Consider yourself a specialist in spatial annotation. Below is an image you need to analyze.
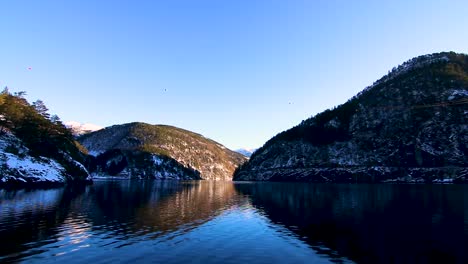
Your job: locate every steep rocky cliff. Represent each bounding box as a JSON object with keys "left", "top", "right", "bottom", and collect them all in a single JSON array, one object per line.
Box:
[
  {"left": 79, "top": 122, "right": 246, "bottom": 180},
  {"left": 234, "top": 52, "right": 468, "bottom": 183}
]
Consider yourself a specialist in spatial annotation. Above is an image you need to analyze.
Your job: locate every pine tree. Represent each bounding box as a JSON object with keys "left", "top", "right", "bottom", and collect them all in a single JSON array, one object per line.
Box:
[{"left": 32, "top": 100, "right": 50, "bottom": 119}]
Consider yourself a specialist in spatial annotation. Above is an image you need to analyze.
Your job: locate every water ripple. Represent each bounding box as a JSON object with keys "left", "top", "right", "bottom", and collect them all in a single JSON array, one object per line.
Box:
[{"left": 1, "top": 182, "right": 466, "bottom": 263}]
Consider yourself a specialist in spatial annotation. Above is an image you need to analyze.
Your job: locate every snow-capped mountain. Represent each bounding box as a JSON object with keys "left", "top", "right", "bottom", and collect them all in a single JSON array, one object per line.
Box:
[
  {"left": 65, "top": 121, "right": 103, "bottom": 136},
  {"left": 235, "top": 148, "right": 257, "bottom": 158}
]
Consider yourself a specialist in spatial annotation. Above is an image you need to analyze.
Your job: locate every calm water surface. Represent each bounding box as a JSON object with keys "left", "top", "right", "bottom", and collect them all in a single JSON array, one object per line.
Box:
[{"left": 0, "top": 181, "right": 467, "bottom": 263}]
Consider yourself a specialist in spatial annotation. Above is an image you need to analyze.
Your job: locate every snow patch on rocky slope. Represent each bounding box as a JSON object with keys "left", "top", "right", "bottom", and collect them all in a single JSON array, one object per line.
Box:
[{"left": 0, "top": 133, "right": 66, "bottom": 185}]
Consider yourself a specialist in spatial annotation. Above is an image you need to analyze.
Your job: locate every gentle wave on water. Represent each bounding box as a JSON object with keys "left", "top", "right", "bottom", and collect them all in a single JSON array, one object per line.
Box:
[{"left": 1, "top": 181, "right": 467, "bottom": 263}]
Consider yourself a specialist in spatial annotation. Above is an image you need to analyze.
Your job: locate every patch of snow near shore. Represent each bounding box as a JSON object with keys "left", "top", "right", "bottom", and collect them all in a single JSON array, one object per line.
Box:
[
  {"left": 92, "top": 175, "right": 131, "bottom": 180},
  {"left": 0, "top": 133, "right": 65, "bottom": 183},
  {"left": 88, "top": 150, "right": 104, "bottom": 157},
  {"left": 2, "top": 153, "right": 64, "bottom": 182},
  {"left": 447, "top": 89, "right": 468, "bottom": 100}
]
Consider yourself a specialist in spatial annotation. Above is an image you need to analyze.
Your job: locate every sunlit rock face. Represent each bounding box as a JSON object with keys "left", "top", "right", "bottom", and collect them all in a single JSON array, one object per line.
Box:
[
  {"left": 79, "top": 122, "right": 247, "bottom": 180},
  {"left": 235, "top": 52, "right": 468, "bottom": 183}
]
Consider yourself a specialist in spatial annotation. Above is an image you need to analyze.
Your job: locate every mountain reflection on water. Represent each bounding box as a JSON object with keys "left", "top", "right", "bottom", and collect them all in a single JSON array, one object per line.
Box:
[
  {"left": 0, "top": 181, "right": 467, "bottom": 263},
  {"left": 235, "top": 183, "right": 468, "bottom": 263}
]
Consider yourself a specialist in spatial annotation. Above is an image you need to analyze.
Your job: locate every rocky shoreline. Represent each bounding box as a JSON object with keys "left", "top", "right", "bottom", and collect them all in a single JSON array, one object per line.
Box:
[{"left": 235, "top": 166, "right": 468, "bottom": 183}]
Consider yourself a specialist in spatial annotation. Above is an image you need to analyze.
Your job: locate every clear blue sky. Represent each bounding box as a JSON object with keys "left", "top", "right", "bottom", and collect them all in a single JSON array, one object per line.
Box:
[{"left": 1, "top": 0, "right": 467, "bottom": 149}]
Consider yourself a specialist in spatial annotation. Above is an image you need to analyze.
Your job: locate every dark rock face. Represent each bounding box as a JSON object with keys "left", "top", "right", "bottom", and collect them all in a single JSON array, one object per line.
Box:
[
  {"left": 80, "top": 122, "right": 246, "bottom": 180},
  {"left": 235, "top": 52, "right": 468, "bottom": 183},
  {"left": 86, "top": 149, "right": 201, "bottom": 180}
]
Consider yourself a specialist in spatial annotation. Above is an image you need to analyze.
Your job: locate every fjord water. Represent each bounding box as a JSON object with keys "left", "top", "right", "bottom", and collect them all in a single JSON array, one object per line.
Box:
[{"left": 0, "top": 182, "right": 466, "bottom": 263}]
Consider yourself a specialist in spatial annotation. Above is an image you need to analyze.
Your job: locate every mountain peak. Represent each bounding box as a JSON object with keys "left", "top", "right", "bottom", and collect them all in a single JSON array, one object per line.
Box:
[
  {"left": 235, "top": 52, "right": 468, "bottom": 183},
  {"left": 79, "top": 122, "right": 247, "bottom": 180},
  {"left": 65, "top": 121, "right": 103, "bottom": 136},
  {"left": 235, "top": 148, "right": 258, "bottom": 158},
  {"left": 360, "top": 52, "right": 459, "bottom": 96}
]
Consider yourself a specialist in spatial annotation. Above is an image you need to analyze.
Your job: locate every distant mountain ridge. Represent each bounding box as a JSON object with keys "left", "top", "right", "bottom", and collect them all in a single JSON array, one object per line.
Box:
[
  {"left": 4, "top": 52, "right": 467, "bottom": 185},
  {"left": 234, "top": 52, "right": 468, "bottom": 183},
  {"left": 65, "top": 121, "right": 102, "bottom": 136},
  {"left": 235, "top": 148, "right": 257, "bottom": 158},
  {"left": 79, "top": 122, "right": 247, "bottom": 180}
]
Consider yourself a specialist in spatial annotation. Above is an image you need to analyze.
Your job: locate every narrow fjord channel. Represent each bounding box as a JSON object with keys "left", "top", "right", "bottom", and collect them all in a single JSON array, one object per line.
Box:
[{"left": 1, "top": 181, "right": 467, "bottom": 263}]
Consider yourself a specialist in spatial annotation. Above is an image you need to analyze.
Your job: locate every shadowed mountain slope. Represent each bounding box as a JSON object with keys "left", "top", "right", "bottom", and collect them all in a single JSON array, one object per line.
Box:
[{"left": 235, "top": 52, "right": 468, "bottom": 183}]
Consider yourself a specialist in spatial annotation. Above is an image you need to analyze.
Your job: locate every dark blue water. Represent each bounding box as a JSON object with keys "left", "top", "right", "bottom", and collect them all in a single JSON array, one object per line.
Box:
[{"left": 0, "top": 181, "right": 467, "bottom": 263}]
